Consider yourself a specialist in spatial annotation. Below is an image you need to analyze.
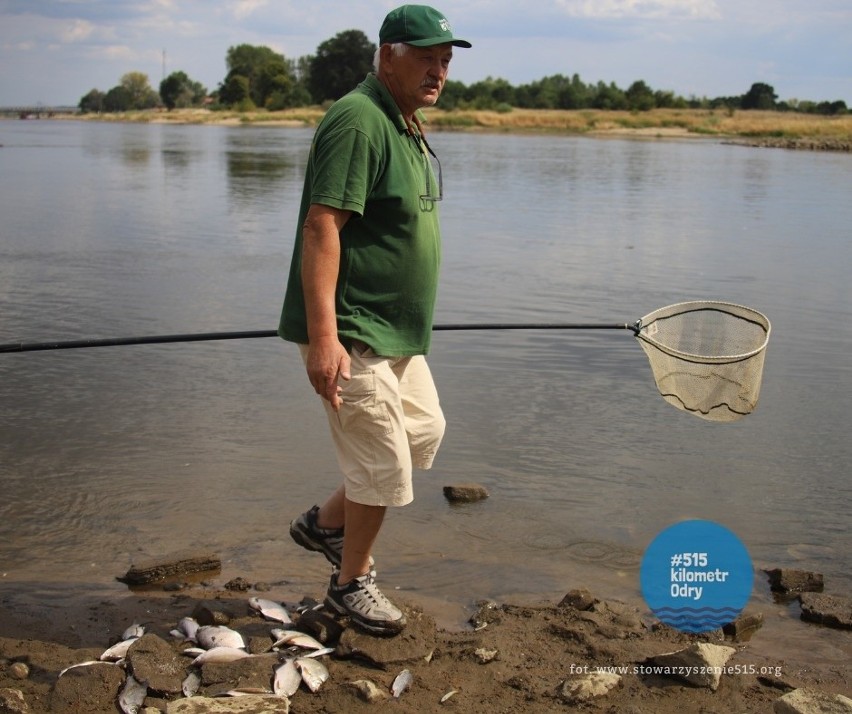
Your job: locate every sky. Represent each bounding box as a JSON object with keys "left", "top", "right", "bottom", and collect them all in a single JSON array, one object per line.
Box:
[{"left": 1, "top": 0, "right": 850, "bottom": 108}]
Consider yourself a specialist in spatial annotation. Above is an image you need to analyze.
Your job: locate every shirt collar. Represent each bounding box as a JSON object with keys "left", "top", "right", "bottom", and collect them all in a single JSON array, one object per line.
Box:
[{"left": 361, "top": 73, "right": 428, "bottom": 135}]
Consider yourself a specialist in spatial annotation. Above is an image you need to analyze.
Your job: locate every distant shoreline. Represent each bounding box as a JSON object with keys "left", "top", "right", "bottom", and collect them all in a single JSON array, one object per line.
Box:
[{"left": 24, "top": 107, "right": 852, "bottom": 151}]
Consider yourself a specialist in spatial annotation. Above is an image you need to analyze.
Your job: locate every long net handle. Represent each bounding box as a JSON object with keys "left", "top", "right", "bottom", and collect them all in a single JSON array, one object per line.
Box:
[{"left": 0, "top": 323, "right": 636, "bottom": 354}]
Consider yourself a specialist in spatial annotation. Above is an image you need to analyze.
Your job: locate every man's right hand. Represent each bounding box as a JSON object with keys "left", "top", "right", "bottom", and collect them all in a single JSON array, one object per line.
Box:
[{"left": 306, "top": 336, "right": 351, "bottom": 411}]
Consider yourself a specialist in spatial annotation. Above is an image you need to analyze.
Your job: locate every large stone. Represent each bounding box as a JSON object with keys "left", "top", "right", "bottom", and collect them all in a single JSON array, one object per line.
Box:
[
  {"left": 558, "top": 672, "right": 622, "bottom": 703},
  {"left": 774, "top": 688, "right": 852, "bottom": 714},
  {"left": 765, "top": 569, "right": 824, "bottom": 595},
  {"left": 192, "top": 600, "right": 234, "bottom": 626},
  {"left": 0, "top": 688, "right": 29, "bottom": 714},
  {"left": 126, "top": 634, "right": 187, "bottom": 696},
  {"left": 722, "top": 611, "right": 764, "bottom": 642},
  {"left": 799, "top": 593, "right": 852, "bottom": 630},
  {"left": 50, "top": 661, "right": 125, "bottom": 713},
  {"left": 166, "top": 695, "right": 289, "bottom": 713},
  {"left": 650, "top": 642, "right": 736, "bottom": 691},
  {"left": 335, "top": 608, "right": 436, "bottom": 668},
  {"left": 442, "top": 484, "right": 489, "bottom": 503},
  {"left": 117, "top": 552, "right": 221, "bottom": 586},
  {"left": 558, "top": 588, "right": 596, "bottom": 611},
  {"left": 198, "top": 654, "right": 279, "bottom": 693}
]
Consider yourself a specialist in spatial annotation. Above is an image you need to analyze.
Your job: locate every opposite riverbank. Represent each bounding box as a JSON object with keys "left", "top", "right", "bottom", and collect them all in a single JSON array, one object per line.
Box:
[{"left": 48, "top": 107, "right": 852, "bottom": 152}]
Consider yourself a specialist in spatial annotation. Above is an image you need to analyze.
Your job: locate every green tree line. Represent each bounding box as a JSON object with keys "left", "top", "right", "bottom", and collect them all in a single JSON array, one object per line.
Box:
[{"left": 78, "top": 30, "right": 849, "bottom": 116}]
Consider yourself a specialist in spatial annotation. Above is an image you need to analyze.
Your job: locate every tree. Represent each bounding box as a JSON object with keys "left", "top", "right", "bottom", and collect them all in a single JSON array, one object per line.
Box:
[
  {"left": 159, "top": 71, "right": 207, "bottom": 110},
  {"left": 308, "top": 30, "right": 376, "bottom": 103},
  {"left": 741, "top": 82, "right": 777, "bottom": 110},
  {"left": 120, "top": 71, "right": 159, "bottom": 109},
  {"left": 220, "top": 44, "right": 302, "bottom": 109},
  {"left": 626, "top": 80, "right": 656, "bottom": 111},
  {"left": 219, "top": 74, "right": 252, "bottom": 107},
  {"left": 103, "top": 85, "right": 132, "bottom": 112},
  {"left": 78, "top": 88, "right": 105, "bottom": 113},
  {"left": 591, "top": 81, "right": 628, "bottom": 110}
]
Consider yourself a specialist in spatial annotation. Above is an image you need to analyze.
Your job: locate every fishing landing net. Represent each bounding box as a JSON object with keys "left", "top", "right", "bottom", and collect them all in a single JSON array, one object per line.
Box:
[{"left": 633, "top": 301, "right": 771, "bottom": 423}]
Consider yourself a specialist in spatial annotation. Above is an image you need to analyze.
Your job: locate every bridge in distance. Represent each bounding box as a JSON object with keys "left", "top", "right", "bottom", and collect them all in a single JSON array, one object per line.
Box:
[{"left": 0, "top": 106, "right": 79, "bottom": 118}]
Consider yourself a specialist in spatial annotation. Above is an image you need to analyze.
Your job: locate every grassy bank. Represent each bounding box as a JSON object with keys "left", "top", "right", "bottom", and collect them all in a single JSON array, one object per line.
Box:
[{"left": 69, "top": 106, "right": 852, "bottom": 150}]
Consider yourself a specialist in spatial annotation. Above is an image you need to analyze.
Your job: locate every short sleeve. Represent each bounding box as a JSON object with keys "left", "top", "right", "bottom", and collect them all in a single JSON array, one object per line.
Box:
[{"left": 308, "top": 127, "right": 380, "bottom": 217}]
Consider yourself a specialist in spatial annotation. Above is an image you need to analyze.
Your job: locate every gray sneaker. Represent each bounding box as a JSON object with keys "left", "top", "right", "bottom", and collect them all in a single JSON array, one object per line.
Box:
[
  {"left": 289, "top": 506, "right": 375, "bottom": 573},
  {"left": 289, "top": 506, "right": 344, "bottom": 567},
  {"left": 324, "top": 571, "right": 406, "bottom": 635}
]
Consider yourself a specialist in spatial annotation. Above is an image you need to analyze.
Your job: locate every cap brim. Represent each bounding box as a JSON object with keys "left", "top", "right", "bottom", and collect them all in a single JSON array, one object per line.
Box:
[{"left": 406, "top": 37, "right": 472, "bottom": 48}]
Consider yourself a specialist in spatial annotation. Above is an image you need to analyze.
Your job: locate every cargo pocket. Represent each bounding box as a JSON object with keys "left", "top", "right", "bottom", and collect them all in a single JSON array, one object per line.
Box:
[{"left": 337, "top": 370, "right": 393, "bottom": 436}]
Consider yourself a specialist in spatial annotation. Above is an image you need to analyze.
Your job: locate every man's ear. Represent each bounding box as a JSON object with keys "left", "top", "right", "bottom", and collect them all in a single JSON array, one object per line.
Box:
[{"left": 379, "top": 43, "right": 395, "bottom": 73}]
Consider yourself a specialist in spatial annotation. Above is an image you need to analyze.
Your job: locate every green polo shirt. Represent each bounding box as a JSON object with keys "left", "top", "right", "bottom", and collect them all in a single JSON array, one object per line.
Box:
[{"left": 278, "top": 73, "right": 441, "bottom": 357}]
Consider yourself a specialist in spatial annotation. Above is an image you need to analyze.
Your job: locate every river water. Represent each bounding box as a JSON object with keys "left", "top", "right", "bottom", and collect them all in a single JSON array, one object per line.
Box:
[{"left": 1, "top": 119, "right": 850, "bottom": 667}]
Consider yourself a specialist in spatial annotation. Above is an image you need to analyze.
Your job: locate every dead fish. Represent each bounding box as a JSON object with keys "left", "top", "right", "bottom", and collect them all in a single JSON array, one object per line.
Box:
[
  {"left": 196, "top": 625, "right": 245, "bottom": 650},
  {"left": 58, "top": 660, "right": 117, "bottom": 677},
  {"left": 391, "top": 668, "right": 413, "bottom": 698},
  {"left": 440, "top": 689, "right": 459, "bottom": 703},
  {"left": 218, "top": 687, "right": 274, "bottom": 696},
  {"left": 192, "top": 646, "right": 252, "bottom": 666},
  {"left": 273, "top": 659, "right": 302, "bottom": 697},
  {"left": 300, "top": 646, "right": 335, "bottom": 659},
  {"left": 180, "top": 647, "right": 206, "bottom": 658},
  {"left": 121, "top": 623, "right": 145, "bottom": 640},
  {"left": 249, "top": 597, "right": 292, "bottom": 624},
  {"left": 118, "top": 674, "right": 147, "bottom": 714},
  {"left": 100, "top": 637, "right": 139, "bottom": 662},
  {"left": 181, "top": 670, "right": 201, "bottom": 698},
  {"left": 175, "top": 616, "right": 199, "bottom": 642},
  {"left": 296, "top": 656, "right": 329, "bottom": 693},
  {"left": 270, "top": 630, "right": 324, "bottom": 651}
]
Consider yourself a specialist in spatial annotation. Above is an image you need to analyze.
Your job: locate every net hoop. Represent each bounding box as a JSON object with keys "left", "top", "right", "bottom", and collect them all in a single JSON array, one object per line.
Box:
[
  {"left": 633, "top": 301, "right": 771, "bottom": 422},
  {"left": 635, "top": 301, "right": 771, "bottom": 363}
]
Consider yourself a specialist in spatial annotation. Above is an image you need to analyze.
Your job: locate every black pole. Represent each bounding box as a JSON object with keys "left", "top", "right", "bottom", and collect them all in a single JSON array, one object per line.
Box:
[{"left": 0, "top": 323, "right": 633, "bottom": 355}]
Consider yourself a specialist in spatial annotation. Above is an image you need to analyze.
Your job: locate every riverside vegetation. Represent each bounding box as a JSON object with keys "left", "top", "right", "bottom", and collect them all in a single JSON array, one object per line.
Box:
[{"left": 69, "top": 106, "right": 852, "bottom": 151}]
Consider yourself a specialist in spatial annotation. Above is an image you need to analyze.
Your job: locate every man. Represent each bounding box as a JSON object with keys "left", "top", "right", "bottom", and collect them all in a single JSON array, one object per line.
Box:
[{"left": 278, "top": 5, "right": 471, "bottom": 635}]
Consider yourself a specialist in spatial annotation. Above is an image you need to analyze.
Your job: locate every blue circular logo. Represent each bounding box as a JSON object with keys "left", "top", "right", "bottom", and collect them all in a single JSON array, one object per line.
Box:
[{"left": 640, "top": 520, "right": 753, "bottom": 633}]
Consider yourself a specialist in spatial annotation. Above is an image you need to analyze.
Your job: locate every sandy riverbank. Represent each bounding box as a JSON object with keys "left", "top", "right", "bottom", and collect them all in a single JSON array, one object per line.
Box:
[{"left": 0, "top": 574, "right": 849, "bottom": 713}]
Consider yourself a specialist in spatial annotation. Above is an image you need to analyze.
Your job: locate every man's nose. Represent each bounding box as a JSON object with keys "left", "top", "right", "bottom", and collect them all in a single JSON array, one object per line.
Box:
[{"left": 427, "top": 58, "right": 446, "bottom": 77}]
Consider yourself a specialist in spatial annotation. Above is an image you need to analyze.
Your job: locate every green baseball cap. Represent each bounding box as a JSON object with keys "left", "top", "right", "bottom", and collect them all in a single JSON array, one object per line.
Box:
[{"left": 379, "top": 4, "right": 472, "bottom": 48}]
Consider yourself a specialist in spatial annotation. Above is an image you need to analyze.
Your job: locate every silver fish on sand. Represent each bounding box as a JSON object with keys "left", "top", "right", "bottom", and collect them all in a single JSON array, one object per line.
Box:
[
  {"left": 100, "top": 637, "right": 139, "bottom": 662},
  {"left": 270, "top": 630, "right": 325, "bottom": 651},
  {"left": 121, "top": 623, "right": 145, "bottom": 640},
  {"left": 249, "top": 597, "right": 292, "bottom": 624},
  {"left": 170, "top": 616, "right": 200, "bottom": 642},
  {"left": 196, "top": 625, "right": 245, "bottom": 650},
  {"left": 58, "top": 660, "right": 117, "bottom": 678},
  {"left": 217, "top": 687, "right": 275, "bottom": 697},
  {"left": 118, "top": 674, "right": 147, "bottom": 714},
  {"left": 296, "top": 656, "right": 329, "bottom": 693},
  {"left": 391, "top": 668, "right": 413, "bottom": 698},
  {"left": 181, "top": 671, "right": 201, "bottom": 698},
  {"left": 180, "top": 647, "right": 206, "bottom": 658},
  {"left": 300, "top": 646, "right": 335, "bottom": 658},
  {"left": 273, "top": 659, "right": 302, "bottom": 697},
  {"left": 192, "top": 646, "right": 252, "bottom": 665}
]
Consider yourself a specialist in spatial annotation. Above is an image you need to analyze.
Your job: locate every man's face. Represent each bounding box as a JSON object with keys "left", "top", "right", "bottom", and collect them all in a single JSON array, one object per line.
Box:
[{"left": 382, "top": 43, "right": 453, "bottom": 115}]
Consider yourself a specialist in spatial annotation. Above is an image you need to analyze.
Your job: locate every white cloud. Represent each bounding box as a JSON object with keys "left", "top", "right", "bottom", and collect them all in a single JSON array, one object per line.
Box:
[
  {"left": 232, "top": 0, "right": 270, "bottom": 21},
  {"left": 60, "top": 18, "right": 95, "bottom": 42},
  {"left": 556, "top": 0, "right": 721, "bottom": 20}
]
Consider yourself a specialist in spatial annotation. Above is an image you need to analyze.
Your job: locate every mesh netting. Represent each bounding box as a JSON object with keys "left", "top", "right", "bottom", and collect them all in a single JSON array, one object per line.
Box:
[{"left": 634, "top": 301, "right": 771, "bottom": 422}]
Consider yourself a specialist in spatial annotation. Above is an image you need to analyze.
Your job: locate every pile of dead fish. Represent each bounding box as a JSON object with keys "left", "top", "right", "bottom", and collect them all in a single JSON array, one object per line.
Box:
[{"left": 58, "top": 596, "right": 338, "bottom": 712}]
